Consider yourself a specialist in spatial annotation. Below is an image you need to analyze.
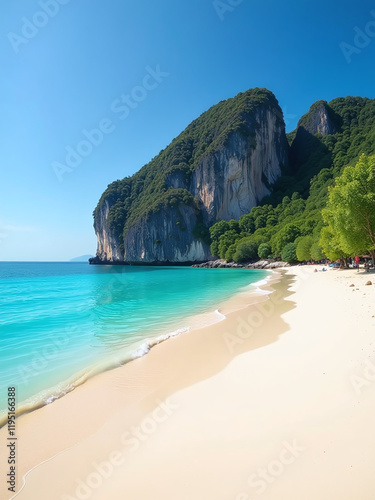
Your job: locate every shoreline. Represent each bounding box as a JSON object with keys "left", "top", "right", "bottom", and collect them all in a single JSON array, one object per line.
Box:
[
  {"left": 4, "top": 265, "right": 375, "bottom": 499},
  {"left": 0, "top": 269, "right": 271, "bottom": 428},
  {"left": 0, "top": 269, "right": 286, "bottom": 500}
]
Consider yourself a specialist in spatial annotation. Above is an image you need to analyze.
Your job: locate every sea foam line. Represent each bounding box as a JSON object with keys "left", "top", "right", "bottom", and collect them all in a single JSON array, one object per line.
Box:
[{"left": 132, "top": 327, "right": 191, "bottom": 359}]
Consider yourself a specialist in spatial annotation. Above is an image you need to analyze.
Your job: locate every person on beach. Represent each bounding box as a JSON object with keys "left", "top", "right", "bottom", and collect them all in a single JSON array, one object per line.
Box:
[{"left": 355, "top": 255, "right": 360, "bottom": 272}]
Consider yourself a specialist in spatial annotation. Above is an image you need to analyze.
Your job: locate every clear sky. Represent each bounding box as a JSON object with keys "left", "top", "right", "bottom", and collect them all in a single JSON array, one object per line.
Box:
[{"left": 1, "top": 0, "right": 375, "bottom": 261}]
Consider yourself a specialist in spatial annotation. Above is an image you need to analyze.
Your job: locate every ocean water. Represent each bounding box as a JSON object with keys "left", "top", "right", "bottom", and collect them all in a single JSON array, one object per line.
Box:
[{"left": 0, "top": 262, "right": 268, "bottom": 418}]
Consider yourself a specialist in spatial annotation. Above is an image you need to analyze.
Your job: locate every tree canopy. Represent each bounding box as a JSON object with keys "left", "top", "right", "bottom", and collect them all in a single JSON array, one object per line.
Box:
[{"left": 322, "top": 154, "right": 375, "bottom": 261}]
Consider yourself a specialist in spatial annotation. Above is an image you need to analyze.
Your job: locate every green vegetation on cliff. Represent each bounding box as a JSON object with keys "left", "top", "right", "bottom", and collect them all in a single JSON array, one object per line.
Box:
[
  {"left": 94, "top": 88, "right": 281, "bottom": 242},
  {"left": 209, "top": 96, "right": 375, "bottom": 263}
]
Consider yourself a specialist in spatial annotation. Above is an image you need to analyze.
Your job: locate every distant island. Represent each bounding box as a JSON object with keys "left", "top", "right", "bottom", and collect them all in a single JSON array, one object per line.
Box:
[{"left": 70, "top": 255, "right": 94, "bottom": 262}]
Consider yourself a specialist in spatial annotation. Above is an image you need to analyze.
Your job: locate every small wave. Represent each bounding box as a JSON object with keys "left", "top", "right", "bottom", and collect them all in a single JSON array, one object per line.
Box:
[
  {"left": 150, "top": 327, "right": 190, "bottom": 347},
  {"left": 251, "top": 277, "right": 270, "bottom": 288},
  {"left": 131, "top": 343, "right": 150, "bottom": 359},
  {"left": 249, "top": 275, "right": 274, "bottom": 295},
  {"left": 254, "top": 287, "right": 273, "bottom": 295},
  {"left": 214, "top": 309, "right": 226, "bottom": 321},
  {"left": 44, "top": 395, "right": 58, "bottom": 404}
]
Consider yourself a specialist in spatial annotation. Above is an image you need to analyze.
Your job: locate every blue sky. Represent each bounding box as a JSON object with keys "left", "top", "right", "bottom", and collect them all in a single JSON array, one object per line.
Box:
[{"left": 1, "top": 0, "right": 375, "bottom": 261}]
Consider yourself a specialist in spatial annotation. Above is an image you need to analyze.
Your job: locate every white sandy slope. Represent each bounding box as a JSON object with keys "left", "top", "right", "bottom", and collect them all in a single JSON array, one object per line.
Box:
[{"left": 3, "top": 266, "right": 375, "bottom": 500}]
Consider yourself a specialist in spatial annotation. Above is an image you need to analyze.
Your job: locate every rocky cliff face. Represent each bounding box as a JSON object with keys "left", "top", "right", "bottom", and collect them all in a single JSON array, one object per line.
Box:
[
  {"left": 289, "top": 100, "right": 339, "bottom": 174},
  {"left": 296, "top": 100, "right": 338, "bottom": 136},
  {"left": 191, "top": 107, "right": 288, "bottom": 225},
  {"left": 91, "top": 89, "right": 289, "bottom": 264},
  {"left": 124, "top": 206, "right": 210, "bottom": 263},
  {"left": 93, "top": 199, "right": 124, "bottom": 263}
]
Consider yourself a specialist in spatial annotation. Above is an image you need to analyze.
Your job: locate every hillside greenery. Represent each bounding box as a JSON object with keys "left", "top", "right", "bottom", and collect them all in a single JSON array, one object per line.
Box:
[{"left": 209, "top": 97, "right": 375, "bottom": 264}]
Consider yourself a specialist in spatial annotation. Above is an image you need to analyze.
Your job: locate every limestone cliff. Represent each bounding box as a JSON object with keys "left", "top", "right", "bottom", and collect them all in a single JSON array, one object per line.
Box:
[
  {"left": 92, "top": 198, "right": 125, "bottom": 263},
  {"left": 91, "top": 88, "right": 289, "bottom": 264},
  {"left": 289, "top": 100, "right": 340, "bottom": 174},
  {"left": 296, "top": 100, "right": 338, "bottom": 136},
  {"left": 124, "top": 206, "right": 210, "bottom": 263},
  {"left": 191, "top": 107, "right": 288, "bottom": 225}
]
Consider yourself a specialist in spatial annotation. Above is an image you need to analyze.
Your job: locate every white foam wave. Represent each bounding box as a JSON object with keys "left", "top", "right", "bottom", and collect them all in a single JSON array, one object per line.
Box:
[
  {"left": 252, "top": 277, "right": 270, "bottom": 288},
  {"left": 131, "top": 343, "right": 150, "bottom": 359},
  {"left": 154, "top": 326, "right": 190, "bottom": 343},
  {"left": 214, "top": 309, "right": 226, "bottom": 321},
  {"left": 250, "top": 275, "right": 273, "bottom": 295},
  {"left": 130, "top": 327, "right": 191, "bottom": 360},
  {"left": 254, "top": 287, "right": 273, "bottom": 295}
]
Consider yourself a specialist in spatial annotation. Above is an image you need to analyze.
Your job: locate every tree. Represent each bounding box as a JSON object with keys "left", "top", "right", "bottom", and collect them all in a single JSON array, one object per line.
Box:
[
  {"left": 322, "top": 154, "right": 375, "bottom": 262},
  {"left": 282, "top": 242, "right": 297, "bottom": 263},
  {"left": 209, "top": 220, "right": 230, "bottom": 242},
  {"left": 210, "top": 240, "right": 219, "bottom": 257},
  {"left": 238, "top": 213, "right": 255, "bottom": 234},
  {"left": 210, "top": 220, "right": 234, "bottom": 257},
  {"left": 271, "top": 223, "right": 301, "bottom": 256},
  {"left": 233, "top": 239, "right": 258, "bottom": 263},
  {"left": 258, "top": 243, "right": 272, "bottom": 260},
  {"left": 225, "top": 244, "right": 237, "bottom": 262},
  {"left": 228, "top": 219, "right": 240, "bottom": 232},
  {"left": 218, "top": 230, "right": 240, "bottom": 259},
  {"left": 310, "top": 242, "right": 325, "bottom": 261},
  {"left": 296, "top": 235, "right": 313, "bottom": 261},
  {"left": 291, "top": 192, "right": 301, "bottom": 201},
  {"left": 319, "top": 226, "right": 348, "bottom": 261},
  {"left": 255, "top": 214, "right": 267, "bottom": 229}
]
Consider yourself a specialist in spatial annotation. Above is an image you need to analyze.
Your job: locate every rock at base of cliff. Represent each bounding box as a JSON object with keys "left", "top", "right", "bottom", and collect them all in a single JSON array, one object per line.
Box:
[{"left": 192, "top": 259, "right": 290, "bottom": 269}]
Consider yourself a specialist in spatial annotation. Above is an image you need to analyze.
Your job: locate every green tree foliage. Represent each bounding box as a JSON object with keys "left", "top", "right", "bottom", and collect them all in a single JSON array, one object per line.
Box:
[
  {"left": 281, "top": 242, "right": 297, "bottom": 263},
  {"left": 322, "top": 154, "right": 375, "bottom": 261},
  {"left": 258, "top": 243, "right": 272, "bottom": 259},
  {"left": 310, "top": 242, "right": 325, "bottom": 262},
  {"left": 210, "top": 220, "right": 231, "bottom": 256},
  {"left": 271, "top": 223, "right": 301, "bottom": 256},
  {"left": 210, "top": 240, "right": 219, "bottom": 259},
  {"left": 218, "top": 230, "right": 241, "bottom": 259},
  {"left": 233, "top": 239, "right": 259, "bottom": 263},
  {"left": 296, "top": 235, "right": 313, "bottom": 261},
  {"left": 238, "top": 213, "right": 255, "bottom": 233},
  {"left": 319, "top": 226, "right": 346, "bottom": 261},
  {"left": 225, "top": 244, "right": 237, "bottom": 262},
  {"left": 209, "top": 220, "right": 230, "bottom": 241}
]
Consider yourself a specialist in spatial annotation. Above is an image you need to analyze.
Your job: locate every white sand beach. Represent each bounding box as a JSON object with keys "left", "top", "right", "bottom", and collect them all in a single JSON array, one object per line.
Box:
[{"left": 2, "top": 266, "right": 375, "bottom": 500}]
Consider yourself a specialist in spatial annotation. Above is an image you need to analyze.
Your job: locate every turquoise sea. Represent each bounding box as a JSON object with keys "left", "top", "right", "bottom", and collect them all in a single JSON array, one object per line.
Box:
[{"left": 0, "top": 262, "right": 268, "bottom": 419}]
